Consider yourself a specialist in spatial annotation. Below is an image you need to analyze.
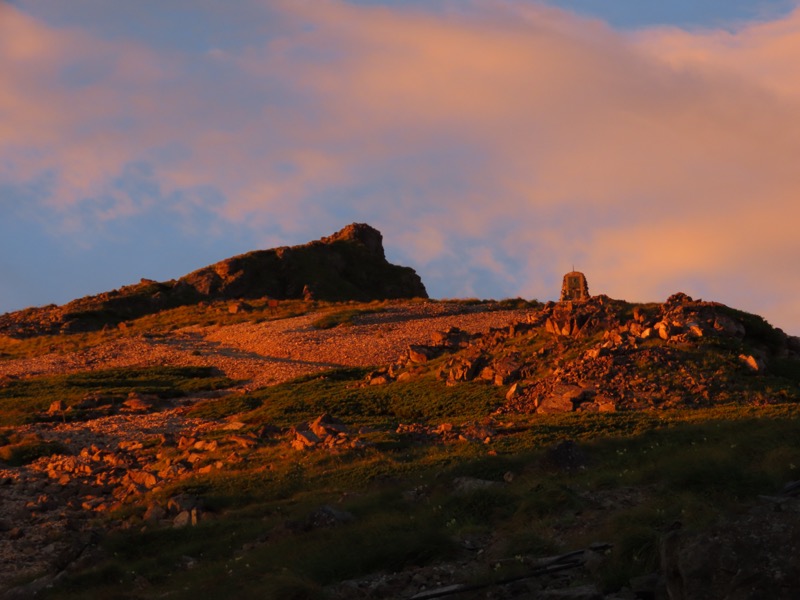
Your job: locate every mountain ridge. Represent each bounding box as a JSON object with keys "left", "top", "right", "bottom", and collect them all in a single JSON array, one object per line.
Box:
[{"left": 0, "top": 223, "right": 427, "bottom": 337}]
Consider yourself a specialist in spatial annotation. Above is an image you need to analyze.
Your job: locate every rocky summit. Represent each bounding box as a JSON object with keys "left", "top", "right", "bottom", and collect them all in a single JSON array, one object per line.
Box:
[{"left": 0, "top": 223, "right": 427, "bottom": 337}]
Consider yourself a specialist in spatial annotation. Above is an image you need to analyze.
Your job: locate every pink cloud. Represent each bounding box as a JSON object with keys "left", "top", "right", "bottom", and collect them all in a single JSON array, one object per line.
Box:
[{"left": 3, "top": 1, "right": 800, "bottom": 330}]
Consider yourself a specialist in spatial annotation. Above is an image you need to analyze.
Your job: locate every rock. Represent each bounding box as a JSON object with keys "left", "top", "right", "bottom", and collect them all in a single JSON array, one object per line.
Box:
[
  {"left": 143, "top": 503, "right": 167, "bottom": 523},
  {"left": 122, "top": 392, "right": 158, "bottom": 412},
  {"left": 739, "top": 353, "right": 766, "bottom": 373},
  {"left": 541, "top": 440, "right": 588, "bottom": 472},
  {"left": 538, "top": 585, "right": 602, "bottom": 599},
  {"left": 167, "top": 493, "right": 201, "bottom": 514},
  {"left": 686, "top": 321, "right": 704, "bottom": 337},
  {"left": 173, "top": 511, "right": 192, "bottom": 528},
  {"left": 227, "top": 301, "right": 251, "bottom": 314},
  {"left": 291, "top": 429, "right": 320, "bottom": 450},
  {"left": 0, "top": 223, "right": 428, "bottom": 336},
  {"left": 714, "top": 313, "right": 746, "bottom": 338},
  {"left": 538, "top": 384, "right": 589, "bottom": 414},
  {"left": 505, "top": 382, "right": 520, "bottom": 401},
  {"left": 408, "top": 345, "right": 435, "bottom": 364},
  {"left": 452, "top": 477, "right": 501, "bottom": 495},
  {"left": 369, "top": 374, "right": 391, "bottom": 386},
  {"left": 309, "top": 414, "right": 349, "bottom": 438}
]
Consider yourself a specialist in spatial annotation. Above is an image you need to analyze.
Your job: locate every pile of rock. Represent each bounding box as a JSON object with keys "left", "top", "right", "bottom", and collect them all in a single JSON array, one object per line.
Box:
[
  {"left": 367, "top": 292, "right": 800, "bottom": 415},
  {"left": 290, "top": 414, "right": 367, "bottom": 451},
  {"left": 395, "top": 421, "right": 496, "bottom": 445},
  {"left": 43, "top": 391, "right": 165, "bottom": 422}
]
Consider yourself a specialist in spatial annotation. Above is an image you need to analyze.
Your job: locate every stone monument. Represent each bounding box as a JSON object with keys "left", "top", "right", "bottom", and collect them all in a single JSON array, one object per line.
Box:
[{"left": 560, "top": 271, "right": 589, "bottom": 302}]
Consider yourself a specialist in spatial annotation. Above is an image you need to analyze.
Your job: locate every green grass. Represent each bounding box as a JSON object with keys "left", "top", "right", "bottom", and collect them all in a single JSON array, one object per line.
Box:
[
  {"left": 310, "top": 304, "right": 387, "bottom": 329},
  {"left": 0, "top": 299, "right": 317, "bottom": 360},
  {"left": 0, "top": 297, "right": 537, "bottom": 361},
  {"left": 0, "top": 433, "right": 66, "bottom": 466},
  {"left": 0, "top": 366, "right": 234, "bottom": 425},
  {"left": 39, "top": 402, "right": 800, "bottom": 599},
  {"left": 189, "top": 366, "right": 505, "bottom": 426}
]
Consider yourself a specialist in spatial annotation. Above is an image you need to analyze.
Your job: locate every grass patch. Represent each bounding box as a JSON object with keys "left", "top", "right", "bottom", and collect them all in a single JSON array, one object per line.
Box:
[
  {"left": 0, "top": 366, "right": 233, "bottom": 426},
  {"left": 311, "top": 305, "right": 386, "bottom": 329},
  {"left": 0, "top": 433, "right": 66, "bottom": 466},
  {"left": 223, "top": 367, "right": 505, "bottom": 427}
]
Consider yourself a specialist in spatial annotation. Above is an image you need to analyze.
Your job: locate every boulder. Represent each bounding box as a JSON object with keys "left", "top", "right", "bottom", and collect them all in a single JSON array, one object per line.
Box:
[
  {"left": 714, "top": 313, "right": 746, "bottom": 338},
  {"left": 408, "top": 345, "right": 435, "bottom": 364},
  {"left": 538, "top": 384, "right": 589, "bottom": 414},
  {"left": 291, "top": 429, "right": 320, "bottom": 450},
  {"left": 538, "top": 393, "right": 575, "bottom": 414},
  {"left": 309, "top": 414, "right": 349, "bottom": 438}
]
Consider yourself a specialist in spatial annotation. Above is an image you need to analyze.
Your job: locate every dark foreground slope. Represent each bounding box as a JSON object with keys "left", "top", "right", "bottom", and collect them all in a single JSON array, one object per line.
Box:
[{"left": 0, "top": 223, "right": 427, "bottom": 337}]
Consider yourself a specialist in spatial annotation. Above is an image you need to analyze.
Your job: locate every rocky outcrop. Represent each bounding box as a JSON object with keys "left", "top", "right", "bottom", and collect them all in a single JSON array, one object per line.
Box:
[
  {"left": 178, "top": 223, "right": 426, "bottom": 302},
  {"left": 380, "top": 293, "right": 800, "bottom": 414},
  {"left": 0, "top": 223, "right": 427, "bottom": 337}
]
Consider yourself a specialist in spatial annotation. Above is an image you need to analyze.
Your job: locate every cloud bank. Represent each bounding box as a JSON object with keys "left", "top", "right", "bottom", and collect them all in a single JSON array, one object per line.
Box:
[{"left": 2, "top": 1, "right": 800, "bottom": 332}]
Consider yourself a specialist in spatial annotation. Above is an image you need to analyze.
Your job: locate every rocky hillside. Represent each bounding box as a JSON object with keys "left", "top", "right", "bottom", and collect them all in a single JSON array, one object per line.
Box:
[
  {"left": 0, "top": 223, "right": 427, "bottom": 337},
  {"left": 2, "top": 296, "right": 800, "bottom": 599},
  {"left": 376, "top": 292, "right": 800, "bottom": 413}
]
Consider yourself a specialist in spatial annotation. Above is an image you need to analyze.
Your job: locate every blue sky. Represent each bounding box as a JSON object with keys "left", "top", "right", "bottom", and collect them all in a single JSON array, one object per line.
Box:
[{"left": 2, "top": 0, "right": 800, "bottom": 333}]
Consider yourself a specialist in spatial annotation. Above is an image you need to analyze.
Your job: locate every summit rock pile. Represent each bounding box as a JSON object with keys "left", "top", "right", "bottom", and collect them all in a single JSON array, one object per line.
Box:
[{"left": 382, "top": 293, "right": 800, "bottom": 413}]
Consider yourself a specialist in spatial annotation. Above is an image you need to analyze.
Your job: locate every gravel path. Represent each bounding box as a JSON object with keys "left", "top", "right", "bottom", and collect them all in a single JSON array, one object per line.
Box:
[{"left": 0, "top": 302, "right": 532, "bottom": 389}]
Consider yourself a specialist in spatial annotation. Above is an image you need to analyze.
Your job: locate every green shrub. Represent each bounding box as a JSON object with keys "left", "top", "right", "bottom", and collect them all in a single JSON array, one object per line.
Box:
[
  {"left": 188, "top": 395, "right": 262, "bottom": 419},
  {"left": 310, "top": 307, "right": 385, "bottom": 329}
]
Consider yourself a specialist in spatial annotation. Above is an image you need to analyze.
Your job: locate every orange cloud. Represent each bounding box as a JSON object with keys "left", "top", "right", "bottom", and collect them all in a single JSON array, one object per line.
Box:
[{"left": 3, "top": 1, "right": 800, "bottom": 331}]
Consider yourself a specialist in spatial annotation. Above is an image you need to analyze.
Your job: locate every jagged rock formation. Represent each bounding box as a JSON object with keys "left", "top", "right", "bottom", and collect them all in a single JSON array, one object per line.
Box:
[
  {"left": 374, "top": 293, "right": 800, "bottom": 413},
  {"left": 0, "top": 223, "right": 427, "bottom": 337}
]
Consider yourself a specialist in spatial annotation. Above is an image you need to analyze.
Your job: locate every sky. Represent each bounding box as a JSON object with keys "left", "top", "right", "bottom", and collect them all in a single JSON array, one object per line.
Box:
[{"left": 2, "top": 0, "right": 800, "bottom": 334}]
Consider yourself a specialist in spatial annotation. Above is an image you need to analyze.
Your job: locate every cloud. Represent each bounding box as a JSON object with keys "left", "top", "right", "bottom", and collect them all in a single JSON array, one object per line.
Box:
[{"left": 3, "top": 1, "right": 800, "bottom": 331}]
